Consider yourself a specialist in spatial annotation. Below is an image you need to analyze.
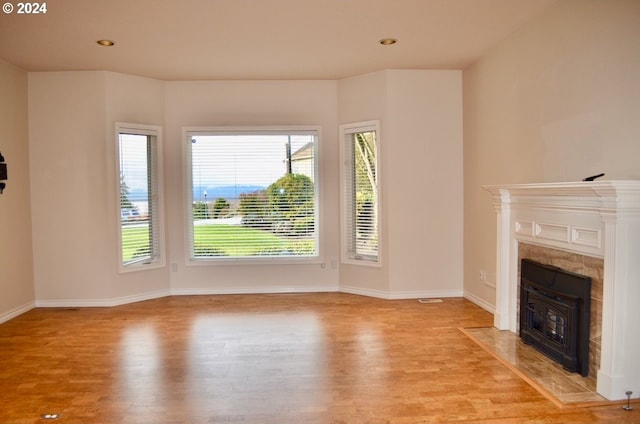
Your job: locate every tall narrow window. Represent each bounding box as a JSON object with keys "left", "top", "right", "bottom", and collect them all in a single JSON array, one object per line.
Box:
[
  {"left": 116, "top": 123, "right": 164, "bottom": 271},
  {"left": 185, "top": 127, "right": 319, "bottom": 261},
  {"left": 340, "top": 121, "right": 380, "bottom": 265}
]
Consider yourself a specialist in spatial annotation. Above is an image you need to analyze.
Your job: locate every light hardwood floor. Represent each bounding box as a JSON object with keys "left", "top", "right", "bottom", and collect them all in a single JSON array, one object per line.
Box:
[{"left": 0, "top": 293, "right": 637, "bottom": 423}]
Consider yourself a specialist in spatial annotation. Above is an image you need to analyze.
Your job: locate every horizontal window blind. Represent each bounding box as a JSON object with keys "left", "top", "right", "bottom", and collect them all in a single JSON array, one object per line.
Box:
[
  {"left": 118, "top": 128, "right": 162, "bottom": 268},
  {"left": 341, "top": 122, "right": 379, "bottom": 263},
  {"left": 187, "top": 130, "right": 318, "bottom": 259}
]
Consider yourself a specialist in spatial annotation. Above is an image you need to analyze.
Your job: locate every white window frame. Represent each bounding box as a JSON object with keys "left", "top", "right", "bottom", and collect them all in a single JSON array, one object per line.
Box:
[
  {"left": 340, "top": 120, "right": 382, "bottom": 267},
  {"left": 183, "top": 126, "right": 321, "bottom": 265},
  {"left": 115, "top": 122, "right": 165, "bottom": 273}
]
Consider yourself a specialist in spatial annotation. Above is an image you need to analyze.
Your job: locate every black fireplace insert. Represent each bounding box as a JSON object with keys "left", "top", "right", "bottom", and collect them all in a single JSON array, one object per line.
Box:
[{"left": 519, "top": 259, "right": 591, "bottom": 376}]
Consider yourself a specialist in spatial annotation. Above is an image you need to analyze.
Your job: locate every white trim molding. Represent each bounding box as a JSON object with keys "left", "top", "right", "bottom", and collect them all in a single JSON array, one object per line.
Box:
[
  {"left": 464, "top": 291, "right": 495, "bottom": 315},
  {"left": 170, "top": 284, "right": 340, "bottom": 296},
  {"left": 483, "top": 180, "right": 640, "bottom": 401},
  {"left": 0, "top": 301, "right": 35, "bottom": 324},
  {"left": 35, "top": 290, "right": 171, "bottom": 308},
  {"left": 340, "top": 285, "right": 462, "bottom": 300}
]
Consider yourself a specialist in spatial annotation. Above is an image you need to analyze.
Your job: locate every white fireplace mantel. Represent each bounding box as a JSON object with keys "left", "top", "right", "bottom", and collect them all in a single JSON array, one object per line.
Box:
[{"left": 483, "top": 181, "right": 640, "bottom": 401}]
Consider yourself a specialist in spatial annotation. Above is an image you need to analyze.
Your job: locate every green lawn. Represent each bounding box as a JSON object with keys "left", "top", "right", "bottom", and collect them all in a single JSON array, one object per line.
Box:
[
  {"left": 121, "top": 225, "right": 151, "bottom": 262},
  {"left": 121, "top": 223, "right": 313, "bottom": 261},
  {"left": 193, "top": 224, "right": 287, "bottom": 256}
]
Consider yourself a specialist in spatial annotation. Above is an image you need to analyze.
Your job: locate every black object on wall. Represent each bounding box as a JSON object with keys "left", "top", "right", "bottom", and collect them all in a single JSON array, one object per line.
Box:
[
  {"left": 0, "top": 151, "right": 7, "bottom": 194},
  {"left": 583, "top": 173, "right": 605, "bottom": 181}
]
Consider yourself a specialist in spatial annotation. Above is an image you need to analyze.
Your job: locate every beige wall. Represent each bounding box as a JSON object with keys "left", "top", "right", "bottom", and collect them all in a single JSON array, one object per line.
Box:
[
  {"left": 337, "top": 71, "right": 390, "bottom": 294},
  {"left": 104, "top": 72, "right": 169, "bottom": 300},
  {"left": 28, "top": 73, "right": 342, "bottom": 303},
  {"left": 164, "top": 80, "right": 341, "bottom": 293},
  {"left": 386, "top": 70, "right": 463, "bottom": 296},
  {"left": 23, "top": 70, "right": 462, "bottom": 304},
  {"left": 463, "top": 0, "right": 640, "bottom": 311},
  {"left": 29, "top": 71, "right": 170, "bottom": 305},
  {"left": 29, "top": 71, "right": 111, "bottom": 302},
  {"left": 339, "top": 70, "right": 463, "bottom": 298},
  {"left": 0, "top": 59, "right": 34, "bottom": 321}
]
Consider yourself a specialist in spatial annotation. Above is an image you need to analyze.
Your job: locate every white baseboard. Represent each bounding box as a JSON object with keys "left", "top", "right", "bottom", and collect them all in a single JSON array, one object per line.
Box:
[
  {"left": 171, "top": 284, "right": 340, "bottom": 296},
  {"left": 463, "top": 290, "right": 495, "bottom": 314},
  {"left": 32, "top": 285, "right": 339, "bottom": 308},
  {"left": 34, "top": 289, "right": 171, "bottom": 308},
  {"left": 20, "top": 287, "right": 486, "bottom": 315},
  {"left": 339, "top": 286, "right": 390, "bottom": 299},
  {"left": 0, "top": 301, "right": 36, "bottom": 324},
  {"left": 340, "top": 285, "right": 463, "bottom": 300},
  {"left": 388, "top": 289, "right": 463, "bottom": 300}
]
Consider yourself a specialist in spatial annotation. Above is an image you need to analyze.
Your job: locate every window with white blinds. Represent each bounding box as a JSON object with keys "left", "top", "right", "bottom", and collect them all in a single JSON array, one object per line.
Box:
[
  {"left": 116, "top": 123, "right": 164, "bottom": 271},
  {"left": 185, "top": 127, "right": 319, "bottom": 261},
  {"left": 340, "top": 121, "right": 380, "bottom": 265}
]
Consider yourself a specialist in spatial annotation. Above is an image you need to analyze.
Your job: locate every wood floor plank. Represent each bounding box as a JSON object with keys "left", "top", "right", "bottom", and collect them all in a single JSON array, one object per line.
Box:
[{"left": 0, "top": 293, "right": 638, "bottom": 423}]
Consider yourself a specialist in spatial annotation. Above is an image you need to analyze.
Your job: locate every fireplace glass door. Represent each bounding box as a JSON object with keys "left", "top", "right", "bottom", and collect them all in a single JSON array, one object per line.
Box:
[
  {"left": 520, "top": 259, "right": 591, "bottom": 376},
  {"left": 545, "top": 309, "right": 566, "bottom": 344}
]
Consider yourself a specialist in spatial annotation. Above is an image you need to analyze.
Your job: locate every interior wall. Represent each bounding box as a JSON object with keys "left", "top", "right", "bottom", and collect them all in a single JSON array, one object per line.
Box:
[
  {"left": 28, "top": 71, "right": 170, "bottom": 305},
  {"left": 164, "top": 80, "right": 341, "bottom": 293},
  {"left": 24, "top": 68, "right": 464, "bottom": 304},
  {"left": 29, "top": 71, "right": 113, "bottom": 303},
  {"left": 463, "top": 0, "right": 640, "bottom": 311},
  {"left": 337, "top": 71, "right": 390, "bottom": 295},
  {"left": 104, "top": 72, "right": 170, "bottom": 300},
  {"left": 385, "top": 70, "right": 463, "bottom": 296},
  {"left": 338, "top": 70, "right": 463, "bottom": 298},
  {"left": 0, "top": 59, "right": 34, "bottom": 322}
]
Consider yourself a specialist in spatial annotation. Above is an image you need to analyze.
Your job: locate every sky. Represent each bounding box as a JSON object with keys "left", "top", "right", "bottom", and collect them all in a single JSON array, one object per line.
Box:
[
  {"left": 119, "top": 132, "right": 316, "bottom": 200},
  {"left": 190, "top": 134, "right": 314, "bottom": 188},
  {"left": 119, "top": 133, "right": 149, "bottom": 194}
]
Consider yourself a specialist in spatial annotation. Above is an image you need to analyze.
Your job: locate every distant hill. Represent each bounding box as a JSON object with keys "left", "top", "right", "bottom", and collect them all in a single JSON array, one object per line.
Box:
[
  {"left": 125, "top": 185, "right": 267, "bottom": 202},
  {"left": 125, "top": 189, "right": 149, "bottom": 202},
  {"left": 193, "top": 185, "right": 266, "bottom": 201}
]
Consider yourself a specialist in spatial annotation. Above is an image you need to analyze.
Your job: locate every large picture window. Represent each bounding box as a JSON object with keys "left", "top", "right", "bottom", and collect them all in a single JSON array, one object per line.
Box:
[
  {"left": 185, "top": 127, "right": 319, "bottom": 261},
  {"left": 340, "top": 121, "right": 380, "bottom": 265},
  {"left": 116, "top": 123, "right": 164, "bottom": 271}
]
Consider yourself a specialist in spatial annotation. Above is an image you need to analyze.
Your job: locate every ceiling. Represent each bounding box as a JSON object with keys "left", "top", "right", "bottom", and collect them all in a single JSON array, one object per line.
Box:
[{"left": 0, "top": 0, "right": 557, "bottom": 81}]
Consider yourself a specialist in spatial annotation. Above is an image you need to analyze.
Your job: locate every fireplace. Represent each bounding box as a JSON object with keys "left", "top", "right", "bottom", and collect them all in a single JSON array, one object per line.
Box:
[
  {"left": 519, "top": 259, "right": 591, "bottom": 376},
  {"left": 483, "top": 181, "right": 640, "bottom": 400}
]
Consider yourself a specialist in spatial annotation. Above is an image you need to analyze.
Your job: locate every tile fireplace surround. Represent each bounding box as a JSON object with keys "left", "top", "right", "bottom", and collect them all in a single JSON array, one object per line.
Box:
[{"left": 483, "top": 181, "right": 640, "bottom": 401}]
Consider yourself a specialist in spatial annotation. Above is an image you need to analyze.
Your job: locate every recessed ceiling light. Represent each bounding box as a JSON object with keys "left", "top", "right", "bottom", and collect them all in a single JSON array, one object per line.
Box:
[
  {"left": 379, "top": 38, "right": 397, "bottom": 46},
  {"left": 97, "top": 40, "right": 114, "bottom": 47}
]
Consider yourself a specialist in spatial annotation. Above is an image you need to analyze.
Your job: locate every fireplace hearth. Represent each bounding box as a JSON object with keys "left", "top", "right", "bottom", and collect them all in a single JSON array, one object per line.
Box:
[{"left": 520, "top": 259, "right": 591, "bottom": 376}]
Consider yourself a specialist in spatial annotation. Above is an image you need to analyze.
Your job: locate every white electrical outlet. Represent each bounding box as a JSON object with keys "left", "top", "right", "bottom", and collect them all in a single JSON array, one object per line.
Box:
[{"left": 479, "top": 269, "right": 487, "bottom": 281}]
